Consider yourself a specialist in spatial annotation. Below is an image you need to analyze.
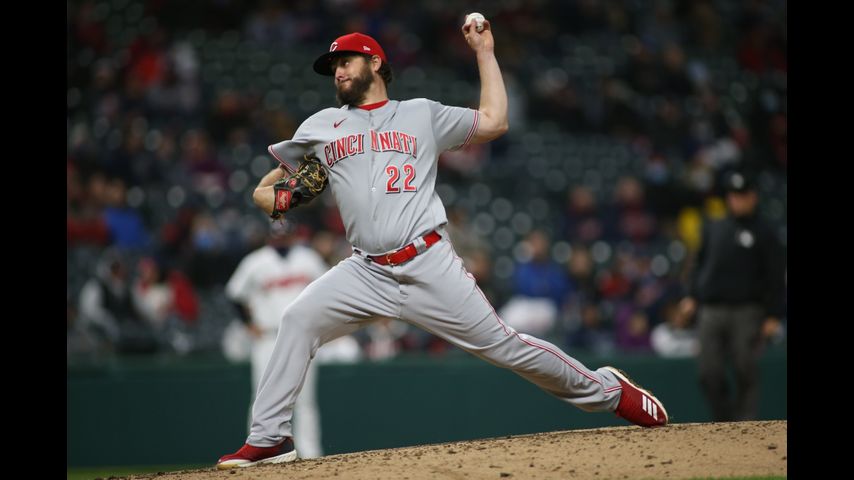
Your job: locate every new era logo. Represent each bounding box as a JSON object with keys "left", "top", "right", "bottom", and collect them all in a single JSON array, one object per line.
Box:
[{"left": 642, "top": 395, "right": 658, "bottom": 420}]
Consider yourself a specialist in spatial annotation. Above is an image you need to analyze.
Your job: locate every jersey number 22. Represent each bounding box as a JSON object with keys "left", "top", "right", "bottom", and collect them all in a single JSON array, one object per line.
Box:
[{"left": 386, "top": 164, "right": 417, "bottom": 193}]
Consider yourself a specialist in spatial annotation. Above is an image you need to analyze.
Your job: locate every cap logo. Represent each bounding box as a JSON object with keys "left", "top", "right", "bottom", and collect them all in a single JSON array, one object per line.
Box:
[
  {"left": 330, "top": 41, "right": 338, "bottom": 52},
  {"left": 362, "top": 46, "right": 371, "bottom": 51}
]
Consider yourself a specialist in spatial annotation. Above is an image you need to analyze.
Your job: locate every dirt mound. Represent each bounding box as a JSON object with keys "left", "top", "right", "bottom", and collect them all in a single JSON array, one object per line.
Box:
[{"left": 126, "top": 420, "right": 786, "bottom": 480}]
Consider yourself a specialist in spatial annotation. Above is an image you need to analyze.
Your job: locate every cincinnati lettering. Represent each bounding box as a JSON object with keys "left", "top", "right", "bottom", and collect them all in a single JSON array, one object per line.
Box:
[{"left": 323, "top": 130, "right": 418, "bottom": 167}]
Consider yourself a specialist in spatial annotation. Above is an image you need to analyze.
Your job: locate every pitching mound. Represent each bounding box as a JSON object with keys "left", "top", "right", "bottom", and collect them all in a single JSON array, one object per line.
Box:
[{"left": 126, "top": 420, "right": 786, "bottom": 479}]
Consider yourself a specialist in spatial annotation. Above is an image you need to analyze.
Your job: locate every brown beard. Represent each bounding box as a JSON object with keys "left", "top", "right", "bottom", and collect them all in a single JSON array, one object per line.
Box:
[{"left": 336, "top": 62, "right": 374, "bottom": 107}]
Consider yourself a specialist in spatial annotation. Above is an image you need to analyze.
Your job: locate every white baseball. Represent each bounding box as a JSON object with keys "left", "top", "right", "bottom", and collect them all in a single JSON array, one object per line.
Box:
[{"left": 465, "top": 12, "right": 486, "bottom": 33}]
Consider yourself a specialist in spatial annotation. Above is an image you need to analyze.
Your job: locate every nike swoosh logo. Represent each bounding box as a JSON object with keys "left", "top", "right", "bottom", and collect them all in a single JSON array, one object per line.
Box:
[{"left": 334, "top": 118, "right": 346, "bottom": 128}]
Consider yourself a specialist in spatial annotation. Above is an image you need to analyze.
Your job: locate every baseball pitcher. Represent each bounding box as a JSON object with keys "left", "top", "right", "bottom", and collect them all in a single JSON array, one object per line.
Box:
[{"left": 218, "top": 14, "right": 669, "bottom": 470}]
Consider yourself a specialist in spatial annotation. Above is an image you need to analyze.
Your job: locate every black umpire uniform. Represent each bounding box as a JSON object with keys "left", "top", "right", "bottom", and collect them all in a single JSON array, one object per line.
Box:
[{"left": 681, "top": 171, "right": 786, "bottom": 421}]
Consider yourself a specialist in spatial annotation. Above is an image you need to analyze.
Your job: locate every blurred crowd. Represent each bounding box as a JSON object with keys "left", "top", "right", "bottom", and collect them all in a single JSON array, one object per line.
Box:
[{"left": 68, "top": 0, "right": 786, "bottom": 360}]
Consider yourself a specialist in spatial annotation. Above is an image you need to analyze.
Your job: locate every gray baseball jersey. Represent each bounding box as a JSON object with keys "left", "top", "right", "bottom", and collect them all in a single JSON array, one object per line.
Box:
[
  {"left": 269, "top": 99, "right": 478, "bottom": 254},
  {"left": 247, "top": 98, "right": 625, "bottom": 450}
]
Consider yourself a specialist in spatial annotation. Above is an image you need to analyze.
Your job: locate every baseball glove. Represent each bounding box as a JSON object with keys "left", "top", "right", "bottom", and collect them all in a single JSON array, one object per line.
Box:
[{"left": 270, "top": 154, "right": 329, "bottom": 220}]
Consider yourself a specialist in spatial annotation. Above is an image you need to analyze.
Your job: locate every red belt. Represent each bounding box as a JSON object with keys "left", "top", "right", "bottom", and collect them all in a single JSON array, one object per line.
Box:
[{"left": 368, "top": 231, "right": 442, "bottom": 266}]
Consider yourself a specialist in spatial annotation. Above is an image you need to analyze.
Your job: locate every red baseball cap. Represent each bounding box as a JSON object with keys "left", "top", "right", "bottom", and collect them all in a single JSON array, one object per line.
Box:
[{"left": 313, "top": 32, "right": 388, "bottom": 76}]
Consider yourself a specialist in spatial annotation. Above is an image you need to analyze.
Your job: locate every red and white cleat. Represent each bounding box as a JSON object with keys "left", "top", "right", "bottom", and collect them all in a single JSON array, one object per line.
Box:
[
  {"left": 605, "top": 366, "right": 669, "bottom": 428},
  {"left": 216, "top": 438, "right": 298, "bottom": 470}
]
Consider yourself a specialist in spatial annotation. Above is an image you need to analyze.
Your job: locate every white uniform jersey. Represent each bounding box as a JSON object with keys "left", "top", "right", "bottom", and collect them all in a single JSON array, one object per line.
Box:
[
  {"left": 269, "top": 99, "right": 478, "bottom": 254},
  {"left": 225, "top": 245, "right": 328, "bottom": 331}
]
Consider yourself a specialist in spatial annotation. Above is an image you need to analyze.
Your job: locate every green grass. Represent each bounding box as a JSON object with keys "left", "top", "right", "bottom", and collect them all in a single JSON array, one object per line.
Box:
[{"left": 67, "top": 465, "right": 206, "bottom": 480}]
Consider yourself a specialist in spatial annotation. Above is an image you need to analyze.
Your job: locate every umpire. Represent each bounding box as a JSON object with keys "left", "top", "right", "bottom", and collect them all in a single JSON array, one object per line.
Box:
[{"left": 678, "top": 170, "right": 786, "bottom": 421}]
